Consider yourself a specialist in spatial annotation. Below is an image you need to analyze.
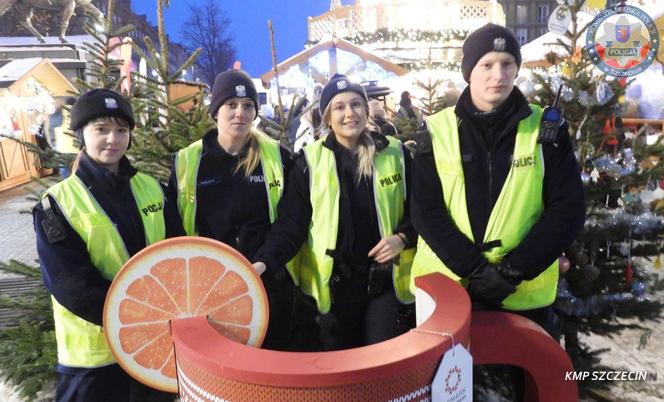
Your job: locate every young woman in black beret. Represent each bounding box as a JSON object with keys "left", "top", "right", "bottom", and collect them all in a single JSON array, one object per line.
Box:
[{"left": 33, "top": 88, "right": 183, "bottom": 402}]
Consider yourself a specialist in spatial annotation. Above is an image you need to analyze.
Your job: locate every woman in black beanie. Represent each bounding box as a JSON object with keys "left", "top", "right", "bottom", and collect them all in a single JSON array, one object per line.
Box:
[
  {"left": 33, "top": 88, "right": 183, "bottom": 402},
  {"left": 167, "top": 69, "right": 294, "bottom": 350},
  {"left": 396, "top": 91, "right": 419, "bottom": 121},
  {"left": 252, "top": 73, "right": 417, "bottom": 351}
]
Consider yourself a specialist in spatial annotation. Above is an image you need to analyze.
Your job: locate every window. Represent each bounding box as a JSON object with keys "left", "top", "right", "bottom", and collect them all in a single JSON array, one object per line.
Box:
[
  {"left": 516, "top": 28, "right": 528, "bottom": 45},
  {"left": 516, "top": 4, "right": 528, "bottom": 25},
  {"left": 537, "top": 27, "right": 548, "bottom": 37},
  {"left": 538, "top": 4, "right": 550, "bottom": 24}
]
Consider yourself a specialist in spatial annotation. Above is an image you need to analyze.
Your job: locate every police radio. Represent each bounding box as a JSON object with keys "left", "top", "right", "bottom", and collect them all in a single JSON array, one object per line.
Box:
[{"left": 538, "top": 85, "right": 564, "bottom": 144}]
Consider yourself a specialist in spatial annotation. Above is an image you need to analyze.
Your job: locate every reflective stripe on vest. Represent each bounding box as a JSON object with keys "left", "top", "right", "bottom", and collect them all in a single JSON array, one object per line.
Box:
[
  {"left": 174, "top": 131, "right": 298, "bottom": 280},
  {"left": 299, "top": 136, "right": 415, "bottom": 313},
  {"left": 46, "top": 173, "right": 166, "bottom": 367},
  {"left": 410, "top": 105, "right": 559, "bottom": 311}
]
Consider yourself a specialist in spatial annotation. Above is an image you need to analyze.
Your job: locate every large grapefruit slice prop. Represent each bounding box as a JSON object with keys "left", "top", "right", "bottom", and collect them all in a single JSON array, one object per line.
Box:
[{"left": 103, "top": 236, "right": 268, "bottom": 393}]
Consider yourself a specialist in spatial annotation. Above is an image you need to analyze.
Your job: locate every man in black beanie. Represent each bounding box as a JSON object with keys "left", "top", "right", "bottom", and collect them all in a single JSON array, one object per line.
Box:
[{"left": 410, "top": 23, "right": 585, "bottom": 341}]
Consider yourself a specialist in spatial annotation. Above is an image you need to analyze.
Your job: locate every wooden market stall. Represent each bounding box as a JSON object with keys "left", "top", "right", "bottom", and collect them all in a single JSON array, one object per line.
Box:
[{"left": 0, "top": 58, "right": 76, "bottom": 192}]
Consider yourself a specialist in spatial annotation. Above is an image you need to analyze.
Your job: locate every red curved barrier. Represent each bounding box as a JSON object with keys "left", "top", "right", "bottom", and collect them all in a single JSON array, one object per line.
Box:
[
  {"left": 171, "top": 273, "right": 470, "bottom": 401},
  {"left": 470, "top": 311, "right": 579, "bottom": 402}
]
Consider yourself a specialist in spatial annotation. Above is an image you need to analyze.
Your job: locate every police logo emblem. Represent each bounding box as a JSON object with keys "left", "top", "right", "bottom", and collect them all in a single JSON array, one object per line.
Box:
[
  {"left": 586, "top": 5, "right": 659, "bottom": 77},
  {"left": 105, "top": 98, "right": 118, "bottom": 109},
  {"left": 336, "top": 80, "right": 348, "bottom": 90},
  {"left": 493, "top": 37, "right": 506, "bottom": 51},
  {"left": 235, "top": 85, "right": 247, "bottom": 97}
]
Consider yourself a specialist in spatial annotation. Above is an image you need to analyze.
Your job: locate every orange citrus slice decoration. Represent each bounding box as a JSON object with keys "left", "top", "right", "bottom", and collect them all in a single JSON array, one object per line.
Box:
[{"left": 103, "top": 236, "right": 268, "bottom": 393}]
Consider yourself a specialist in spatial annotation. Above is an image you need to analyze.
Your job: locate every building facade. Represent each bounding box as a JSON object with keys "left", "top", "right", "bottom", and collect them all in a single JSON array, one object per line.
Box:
[
  {"left": 0, "top": 0, "right": 189, "bottom": 76},
  {"left": 308, "top": 0, "right": 506, "bottom": 42},
  {"left": 307, "top": 0, "right": 506, "bottom": 68},
  {"left": 497, "top": 0, "right": 558, "bottom": 46}
]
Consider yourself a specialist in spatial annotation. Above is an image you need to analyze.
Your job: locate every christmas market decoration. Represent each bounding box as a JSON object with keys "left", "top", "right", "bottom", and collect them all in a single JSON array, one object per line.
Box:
[
  {"left": 531, "top": 1, "right": 664, "bottom": 393},
  {"left": 104, "top": 237, "right": 269, "bottom": 393},
  {"left": 0, "top": 59, "right": 76, "bottom": 191}
]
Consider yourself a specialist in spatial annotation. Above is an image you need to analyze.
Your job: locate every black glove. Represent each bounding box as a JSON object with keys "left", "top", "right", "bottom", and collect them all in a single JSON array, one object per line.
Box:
[
  {"left": 368, "top": 263, "right": 391, "bottom": 296},
  {"left": 466, "top": 262, "right": 520, "bottom": 308},
  {"left": 494, "top": 260, "right": 523, "bottom": 286}
]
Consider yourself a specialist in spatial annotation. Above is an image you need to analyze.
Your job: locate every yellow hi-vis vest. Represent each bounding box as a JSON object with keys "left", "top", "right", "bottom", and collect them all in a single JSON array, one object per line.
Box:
[
  {"left": 410, "top": 106, "right": 559, "bottom": 311},
  {"left": 299, "top": 136, "right": 415, "bottom": 313},
  {"left": 175, "top": 130, "right": 285, "bottom": 235},
  {"left": 174, "top": 130, "right": 299, "bottom": 279},
  {"left": 45, "top": 173, "right": 165, "bottom": 367}
]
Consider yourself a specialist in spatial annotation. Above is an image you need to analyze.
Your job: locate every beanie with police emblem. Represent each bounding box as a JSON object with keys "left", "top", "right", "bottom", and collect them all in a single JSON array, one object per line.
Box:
[
  {"left": 461, "top": 23, "right": 522, "bottom": 83},
  {"left": 209, "top": 69, "right": 259, "bottom": 119},
  {"left": 319, "top": 73, "right": 368, "bottom": 118},
  {"left": 69, "top": 88, "right": 135, "bottom": 131}
]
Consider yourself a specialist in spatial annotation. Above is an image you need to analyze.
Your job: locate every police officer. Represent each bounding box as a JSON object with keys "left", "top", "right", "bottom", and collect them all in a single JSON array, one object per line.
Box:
[
  {"left": 33, "top": 88, "right": 183, "bottom": 402},
  {"left": 409, "top": 24, "right": 585, "bottom": 336},
  {"left": 252, "top": 74, "right": 417, "bottom": 351},
  {"left": 167, "top": 69, "right": 294, "bottom": 350}
]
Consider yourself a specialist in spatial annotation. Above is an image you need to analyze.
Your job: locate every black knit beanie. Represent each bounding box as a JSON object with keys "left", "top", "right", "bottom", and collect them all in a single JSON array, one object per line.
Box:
[
  {"left": 319, "top": 73, "right": 368, "bottom": 118},
  {"left": 461, "top": 24, "right": 522, "bottom": 83},
  {"left": 209, "top": 69, "right": 259, "bottom": 119},
  {"left": 70, "top": 88, "right": 135, "bottom": 131}
]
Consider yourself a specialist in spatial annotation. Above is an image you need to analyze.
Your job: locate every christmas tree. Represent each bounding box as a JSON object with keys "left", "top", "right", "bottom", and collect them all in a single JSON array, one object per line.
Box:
[{"left": 528, "top": 0, "right": 664, "bottom": 394}]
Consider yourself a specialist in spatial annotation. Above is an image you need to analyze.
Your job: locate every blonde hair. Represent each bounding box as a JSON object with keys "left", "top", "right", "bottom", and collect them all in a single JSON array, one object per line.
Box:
[
  {"left": 234, "top": 128, "right": 262, "bottom": 177},
  {"left": 321, "top": 101, "right": 375, "bottom": 184}
]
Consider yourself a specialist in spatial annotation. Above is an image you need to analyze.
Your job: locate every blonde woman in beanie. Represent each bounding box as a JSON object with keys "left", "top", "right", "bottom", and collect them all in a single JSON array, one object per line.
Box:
[
  {"left": 33, "top": 88, "right": 183, "bottom": 402},
  {"left": 167, "top": 69, "right": 294, "bottom": 350},
  {"left": 410, "top": 24, "right": 585, "bottom": 338},
  {"left": 253, "top": 74, "right": 417, "bottom": 351}
]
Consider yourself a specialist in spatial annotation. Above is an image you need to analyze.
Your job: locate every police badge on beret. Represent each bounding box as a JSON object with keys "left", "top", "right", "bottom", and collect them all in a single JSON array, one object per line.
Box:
[
  {"left": 105, "top": 97, "right": 119, "bottom": 109},
  {"left": 493, "top": 37, "right": 506, "bottom": 52}
]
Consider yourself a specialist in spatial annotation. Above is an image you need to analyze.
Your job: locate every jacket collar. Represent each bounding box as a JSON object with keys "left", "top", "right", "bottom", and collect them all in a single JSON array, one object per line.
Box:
[
  {"left": 202, "top": 128, "right": 250, "bottom": 158},
  {"left": 455, "top": 86, "right": 532, "bottom": 142},
  {"left": 75, "top": 151, "right": 137, "bottom": 194}
]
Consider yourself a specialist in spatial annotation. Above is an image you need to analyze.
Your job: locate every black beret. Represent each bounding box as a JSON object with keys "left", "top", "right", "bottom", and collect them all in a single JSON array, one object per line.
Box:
[
  {"left": 461, "top": 24, "right": 522, "bottom": 83},
  {"left": 209, "top": 69, "right": 259, "bottom": 119},
  {"left": 319, "top": 73, "right": 368, "bottom": 118},
  {"left": 70, "top": 88, "right": 135, "bottom": 131}
]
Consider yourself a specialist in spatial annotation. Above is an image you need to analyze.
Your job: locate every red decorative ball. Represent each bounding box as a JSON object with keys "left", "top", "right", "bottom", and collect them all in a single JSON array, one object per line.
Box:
[
  {"left": 559, "top": 256, "right": 571, "bottom": 273},
  {"left": 624, "top": 263, "right": 633, "bottom": 285}
]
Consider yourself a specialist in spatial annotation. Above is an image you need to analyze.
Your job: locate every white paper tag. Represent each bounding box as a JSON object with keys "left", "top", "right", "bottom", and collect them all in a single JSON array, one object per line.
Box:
[
  {"left": 431, "top": 344, "right": 473, "bottom": 402},
  {"left": 548, "top": 5, "right": 572, "bottom": 36}
]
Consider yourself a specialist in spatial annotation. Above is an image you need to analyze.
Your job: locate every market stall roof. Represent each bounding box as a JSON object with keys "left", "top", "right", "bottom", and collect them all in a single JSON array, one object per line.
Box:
[
  {"left": 0, "top": 58, "right": 42, "bottom": 85},
  {"left": 0, "top": 58, "right": 75, "bottom": 94},
  {"left": 260, "top": 38, "right": 408, "bottom": 87}
]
